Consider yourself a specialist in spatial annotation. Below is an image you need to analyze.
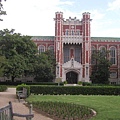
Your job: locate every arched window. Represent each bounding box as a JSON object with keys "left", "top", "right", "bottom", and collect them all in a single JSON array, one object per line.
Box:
[
  {"left": 91, "top": 46, "right": 96, "bottom": 53},
  {"left": 38, "top": 45, "right": 45, "bottom": 54},
  {"left": 91, "top": 46, "right": 96, "bottom": 64},
  {"left": 99, "top": 46, "right": 106, "bottom": 57},
  {"left": 100, "top": 46, "right": 106, "bottom": 52},
  {"left": 48, "top": 45, "right": 54, "bottom": 53},
  {"left": 110, "top": 47, "right": 116, "bottom": 65}
]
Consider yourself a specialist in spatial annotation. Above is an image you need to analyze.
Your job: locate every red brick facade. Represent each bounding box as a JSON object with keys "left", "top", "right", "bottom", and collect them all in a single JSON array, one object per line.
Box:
[{"left": 31, "top": 12, "right": 120, "bottom": 84}]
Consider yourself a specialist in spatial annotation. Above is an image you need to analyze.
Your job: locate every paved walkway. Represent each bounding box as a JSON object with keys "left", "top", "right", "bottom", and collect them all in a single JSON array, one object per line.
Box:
[{"left": 0, "top": 88, "right": 53, "bottom": 120}]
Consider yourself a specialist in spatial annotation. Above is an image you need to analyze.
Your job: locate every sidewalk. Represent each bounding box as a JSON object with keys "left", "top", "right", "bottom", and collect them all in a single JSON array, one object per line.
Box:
[{"left": 0, "top": 88, "right": 53, "bottom": 120}]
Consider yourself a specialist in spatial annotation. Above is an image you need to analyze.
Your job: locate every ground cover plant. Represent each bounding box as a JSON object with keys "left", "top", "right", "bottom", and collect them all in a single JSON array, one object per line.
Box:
[
  {"left": 26, "top": 95, "right": 120, "bottom": 120},
  {"left": 30, "top": 101, "right": 94, "bottom": 120}
]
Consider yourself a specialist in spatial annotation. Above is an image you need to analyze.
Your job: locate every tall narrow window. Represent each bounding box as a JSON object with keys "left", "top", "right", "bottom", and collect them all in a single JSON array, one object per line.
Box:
[
  {"left": 86, "top": 67, "right": 88, "bottom": 76},
  {"left": 65, "top": 29, "right": 69, "bottom": 35},
  {"left": 75, "top": 47, "right": 80, "bottom": 62},
  {"left": 38, "top": 45, "right": 45, "bottom": 54},
  {"left": 71, "top": 30, "right": 74, "bottom": 35},
  {"left": 110, "top": 47, "right": 116, "bottom": 64},
  {"left": 76, "top": 30, "right": 80, "bottom": 35},
  {"left": 64, "top": 47, "right": 70, "bottom": 63}
]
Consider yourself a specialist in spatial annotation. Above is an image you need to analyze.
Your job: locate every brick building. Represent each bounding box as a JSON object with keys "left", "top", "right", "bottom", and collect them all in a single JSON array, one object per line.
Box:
[{"left": 31, "top": 12, "right": 120, "bottom": 84}]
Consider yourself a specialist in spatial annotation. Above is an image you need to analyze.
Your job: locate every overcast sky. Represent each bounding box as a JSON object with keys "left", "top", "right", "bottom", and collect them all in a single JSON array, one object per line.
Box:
[{"left": 1, "top": 0, "right": 120, "bottom": 37}]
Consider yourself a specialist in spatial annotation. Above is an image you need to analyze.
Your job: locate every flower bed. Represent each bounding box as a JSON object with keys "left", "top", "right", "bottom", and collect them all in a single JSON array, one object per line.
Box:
[{"left": 30, "top": 101, "right": 94, "bottom": 120}]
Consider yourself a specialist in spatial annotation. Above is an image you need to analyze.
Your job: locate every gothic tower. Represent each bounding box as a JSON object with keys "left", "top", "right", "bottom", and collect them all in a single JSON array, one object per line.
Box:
[
  {"left": 54, "top": 12, "right": 63, "bottom": 79},
  {"left": 82, "top": 12, "right": 91, "bottom": 82}
]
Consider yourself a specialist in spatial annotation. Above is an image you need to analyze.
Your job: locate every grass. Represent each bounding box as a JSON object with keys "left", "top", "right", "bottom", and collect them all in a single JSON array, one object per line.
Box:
[
  {"left": 7, "top": 86, "right": 16, "bottom": 88},
  {"left": 26, "top": 95, "right": 120, "bottom": 120}
]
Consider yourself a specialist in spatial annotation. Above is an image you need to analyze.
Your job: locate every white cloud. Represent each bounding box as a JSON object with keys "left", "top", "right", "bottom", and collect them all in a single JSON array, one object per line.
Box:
[
  {"left": 107, "top": 0, "right": 120, "bottom": 11},
  {"left": 1, "top": 0, "right": 120, "bottom": 37},
  {"left": 0, "top": 0, "right": 74, "bottom": 36},
  {"left": 88, "top": 10, "right": 106, "bottom": 37},
  {"left": 59, "top": 1, "right": 74, "bottom": 5},
  {"left": 94, "top": 28, "right": 120, "bottom": 37},
  {"left": 91, "top": 10, "right": 105, "bottom": 20}
]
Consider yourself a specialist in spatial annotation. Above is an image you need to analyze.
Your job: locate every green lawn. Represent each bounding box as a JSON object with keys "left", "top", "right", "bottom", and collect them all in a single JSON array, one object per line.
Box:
[{"left": 26, "top": 95, "right": 120, "bottom": 120}]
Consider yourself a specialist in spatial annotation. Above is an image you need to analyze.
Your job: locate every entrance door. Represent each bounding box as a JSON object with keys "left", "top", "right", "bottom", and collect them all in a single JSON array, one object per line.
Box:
[{"left": 66, "top": 71, "right": 78, "bottom": 84}]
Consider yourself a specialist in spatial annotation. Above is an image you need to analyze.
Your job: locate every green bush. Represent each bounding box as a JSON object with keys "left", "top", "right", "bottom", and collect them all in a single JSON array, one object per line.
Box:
[
  {"left": 63, "top": 81, "right": 67, "bottom": 85},
  {"left": 0, "top": 85, "right": 7, "bottom": 92},
  {"left": 16, "top": 84, "right": 30, "bottom": 96},
  {"left": 82, "top": 82, "right": 92, "bottom": 86},
  {"left": 30, "top": 101, "right": 93, "bottom": 120},
  {"left": 78, "top": 81, "right": 82, "bottom": 85},
  {"left": 30, "top": 85, "right": 120, "bottom": 95},
  {"left": 0, "top": 81, "right": 64, "bottom": 86}
]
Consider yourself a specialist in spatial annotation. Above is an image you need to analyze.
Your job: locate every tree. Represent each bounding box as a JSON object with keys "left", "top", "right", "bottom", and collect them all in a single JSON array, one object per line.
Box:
[
  {"left": 0, "top": 0, "right": 6, "bottom": 21},
  {"left": 44, "top": 50, "right": 56, "bottom": 77},
  {"left": 90, "top": 49, "right": 111, "bottom": 84},
  {"left": 0, "top": 29, "right": 37, "bottom": 82},
  {"left": 0, "top": 55, "right": 6, "bottom": 76},
  {"left": 34, "top": 51, "right": 56, "bottom": 82},
  {"left": 4, "top": 54, "right": 26, "bottom": 81}
]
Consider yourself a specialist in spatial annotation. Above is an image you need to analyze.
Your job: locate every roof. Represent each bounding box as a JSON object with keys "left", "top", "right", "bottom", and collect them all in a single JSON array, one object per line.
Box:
[
  {"left": 31, "top": 36, "right": 120, "bottom": 42},
  {"left": 91, "top": 37, "right": 120, "bottom": 42},
  {"left": 31, "top": 36, "right": 55, "bottom": 41}
]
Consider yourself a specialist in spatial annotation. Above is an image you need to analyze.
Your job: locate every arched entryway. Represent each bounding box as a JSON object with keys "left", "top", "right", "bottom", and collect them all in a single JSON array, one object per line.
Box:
[{"left": 66, "top": 71, "right": 78, "bottom": 84}]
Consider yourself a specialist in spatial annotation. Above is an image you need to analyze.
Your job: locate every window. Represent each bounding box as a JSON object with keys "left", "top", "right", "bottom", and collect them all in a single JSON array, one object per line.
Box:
[
  {"left": 57, "top": 66, "right": 59, "bottom": 76},
  {"left": 91, "top": 46, "right": 96, "bottom": 64},
  {"left": 64, "top": 47, "right": 70, "bottom": 63},
  {"left": 110, "top": 72, "right": 117, "bottom": 78},
  {"left": 71, "top": 30, "right": 74, "bottom": 35},
  {"left": 65, "top": 29, "right": 69, "bottom": 35},
  {"left": 76, "top": 30, "right": 80, "bottom": 35},
  {"left": 86, "top": 67, "right": 88, "bottom": 76},
  {"left": 75, "top": 47, "right": 80, "bottom": 62},
  {"left": 100, "top": 46, "right": 106, "bottom": 52},
  {"left": 99, "top": 46, "right": 106, "bottom": 57},
  {"left": 38, "top": 45, "right": 45, "bottom": 54},
  {"left": 110, "top": 47, "right": 116, "bottom": 65},
  {"left": 111, "top": 82, "right": 116, "bottom": 85},
  {"left": 48, "top": 45, "right": 54, "bottom": 53}
]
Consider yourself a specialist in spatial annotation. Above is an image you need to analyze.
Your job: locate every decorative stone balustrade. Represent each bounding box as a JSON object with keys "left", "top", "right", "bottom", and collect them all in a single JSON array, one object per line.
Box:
[{"left": 62, "top": 35, "right": 83, "bottom": 44}]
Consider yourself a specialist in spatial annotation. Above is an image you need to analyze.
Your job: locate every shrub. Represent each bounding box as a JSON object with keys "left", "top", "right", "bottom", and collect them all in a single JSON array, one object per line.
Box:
[
  {"left": 82, "top": 82, "right": 92, "bottom": 86},
  {"left": 63, "top": 81, "right": 67, "bottom": 85},
  {"left": 0, "top": 81, "right": 63, "bottom": 86},
  {"left": 78, "top": 81, "right": 82, "bottom": 85},
  {"left": 0, "top": 85, "right": 7, "bottom": 92},
  {"left": 16, "top": 84, "right": 30, "bottom": 96}
]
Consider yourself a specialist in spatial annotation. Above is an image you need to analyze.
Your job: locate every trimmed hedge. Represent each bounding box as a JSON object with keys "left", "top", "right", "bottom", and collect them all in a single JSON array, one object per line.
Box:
[
  {"left": 0, "top": 85, "right": 7, "bottom": 92},
  {"left": 30, "top": 85, "right": 120, "bottom": 95},
  {"left": 0, "top": 82, "right": 63, "bottom": 86}
]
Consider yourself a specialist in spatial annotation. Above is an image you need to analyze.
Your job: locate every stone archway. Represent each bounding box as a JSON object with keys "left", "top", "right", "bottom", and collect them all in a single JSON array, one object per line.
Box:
[{"left": 66, "top": 71, "right": 78, "bottom": 84}]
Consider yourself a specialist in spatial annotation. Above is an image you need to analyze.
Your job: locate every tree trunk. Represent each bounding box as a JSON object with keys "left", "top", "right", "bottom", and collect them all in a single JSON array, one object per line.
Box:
[{"left": 11, "top": 76, "right": 15, "bottom": 82}]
